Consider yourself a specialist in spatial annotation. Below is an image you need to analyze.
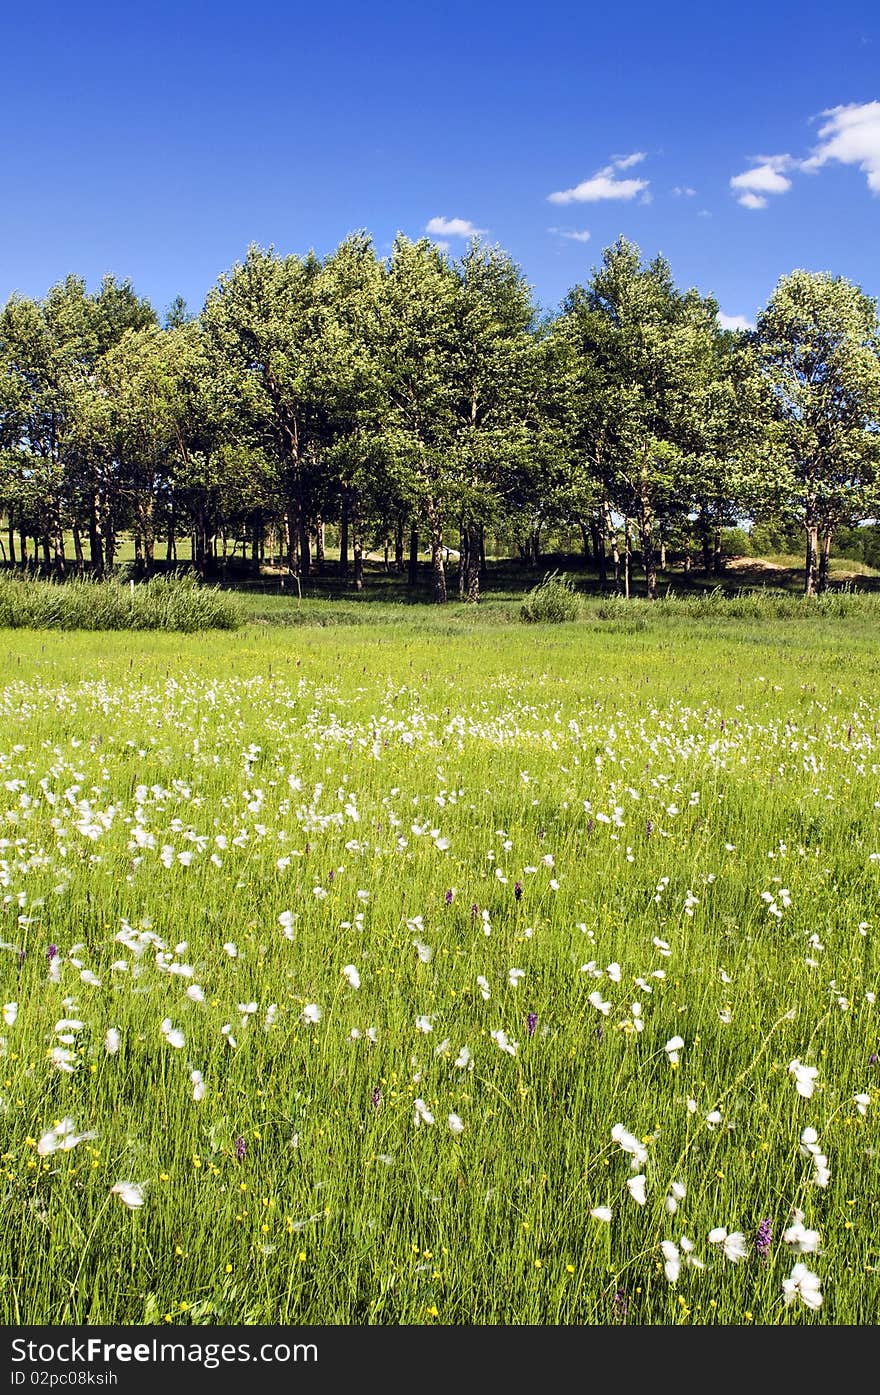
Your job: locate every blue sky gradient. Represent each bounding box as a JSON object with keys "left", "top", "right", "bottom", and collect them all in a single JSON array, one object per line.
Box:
[{"left": 1, "top": 0, "right": 877, "bottom": 325}]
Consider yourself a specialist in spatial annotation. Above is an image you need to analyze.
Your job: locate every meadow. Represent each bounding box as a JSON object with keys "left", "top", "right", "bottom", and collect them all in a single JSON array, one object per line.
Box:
[{"left": 1, "top": 601, "right": 879, "bottom": 1325}]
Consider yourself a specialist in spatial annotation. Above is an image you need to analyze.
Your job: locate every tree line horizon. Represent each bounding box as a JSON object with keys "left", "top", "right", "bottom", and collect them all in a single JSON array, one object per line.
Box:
[{"left": 1, "top": 232, "right": 878, "bottom": 602}]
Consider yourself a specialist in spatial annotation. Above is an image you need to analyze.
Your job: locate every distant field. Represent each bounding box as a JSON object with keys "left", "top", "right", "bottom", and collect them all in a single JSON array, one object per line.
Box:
[{"left": 1, "top": 613, "right": 879, "bottom": 1324}]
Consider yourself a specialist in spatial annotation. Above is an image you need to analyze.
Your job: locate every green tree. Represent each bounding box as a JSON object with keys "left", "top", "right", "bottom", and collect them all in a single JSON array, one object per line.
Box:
[
  {"left": 754, "top": 270, "right": 880, "bottom": 594},
  {"left": 560, "top": 238, "right": 727, "bottom": 599},
  {"left": 450, "top": 242, "right": 538, "bottom": 601},
  {"left": 0, "top": 275, "right": 155, "bottom": 573},
  {"left": 202, "top": 245, "right": 324, "bottom": 577}
]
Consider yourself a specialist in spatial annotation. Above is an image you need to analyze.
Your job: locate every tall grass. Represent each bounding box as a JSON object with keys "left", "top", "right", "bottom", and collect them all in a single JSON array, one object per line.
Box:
[
  {"left": 0, "top": 617, "right": 878, "bottom": 1325},
  {"left": 0, "top": 574, "right": 241, "bottom": 631}
]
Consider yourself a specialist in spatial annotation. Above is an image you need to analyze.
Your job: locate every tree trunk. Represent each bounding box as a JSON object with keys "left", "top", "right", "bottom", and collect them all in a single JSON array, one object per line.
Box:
[
  {"left": 395, "top": 517, "right": 405, "bottom": 572},
  {"left": 143, "top": 515, "right": 155, "bottom": 576},
  {"left": 804, "top": 518, "right": 819, "bottom": 597},
  {"left": 700, "top": 506, "right": 712, "bottom": 575},
  {"left": 684, "top": 550, "right": 692, "bottom": 574},
  {"left": 713, "top": 526, "right": 722, "bottom": 576},
  {"left": 167, "top": 506, "right": 176, "bottom": 563},
  {"left": 284, "top": 505, "right": 300, "bottom": 576},
  {"left": 339, "top": 494, "right": 349, "bottom": 576},
  {"left": 7, "top": 514, "right": 16, "bottom": 567},
  {"left": 466, "top": 521, "right": 481, "bottom": 603},
  {"left": 408, "top": 526, "right": 419, "bottom": 587},
  {"left": 458, "top": 523, "right": 467, "bottom": 599},
  {"left": 298, "top": 518, "right": 311, "bottom": 578},
  {"left": 18, "top": 526, "right": 26, "bottom": 566},
  {"left": 530, "top": 525, "right": 541, "bottom": 569},
  {"left": 605, "top": 504, "right": 621, "bottom": 595},
  {"left": 195, "top": 513, "right": 207, "bottom": 577},
  {"left": 105, "top": 507, "right": 116, "bottom": 572},
  {"left": 315, "top": 518, "right": 325, "bottom": 573},
  {"left": 479, "top": 525, "right": 487, "bottom": 587},
  {"left": 591, "top": 520, "right": 606, "bottom": 591},
  {"left": 817, "top": 525, "right": 834, "bottom": 594},
  {"left": 578, "top": 522, "right": 591, "bottom": 559},
  {"left": 89, "top": 494, "right": 104, "bottom": 576},
  {"left": 72, "top": 521, "right": 84, "bottom": 575},
  {"left": 50, "top": 524, "right": 63, "bottom": 575},
  {"left": 427, "top": 504, "right": 447, "bottom": 604},
  {"left": 41, "top": 533, "right": 52, "bottom": 568},
  {"left": 640, "top": 501, "right": 657, "bottom": 601},
  {"left": 660, "top": 539, "right": 667, "bottom": 570},
  {"left": 624, "top": 518, "right": 632, "bottom": 600},
  {"left": 352, "top": 508, "right": 364, "bottom": 591}
]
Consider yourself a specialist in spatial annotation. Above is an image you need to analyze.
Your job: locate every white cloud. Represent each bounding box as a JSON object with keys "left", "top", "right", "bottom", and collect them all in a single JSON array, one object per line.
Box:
[
  {"left": 548, "top": 152, "right": 650, "bottom": 204},
  {"left": 424, "top": 216, "right": 487, "bottom": 238},
  {"left": 730, "top": 155, "right": 792, "bottom": 208},
  {"left": 802, "top": 101, "right": 880, "bottom": 193},
  {"left": 431, "top": 239, "right": 450, "bottom": 252},
  {"left": 611, "top": 151, "right": 647, "bottom": 170},
  {"left": 672, "top": 186, "right": 697, "bottom": 196},
  {"left": 549, "top": 173, "right": 649, "bottom": 204},
  {"left": 717, "top": 312, "right": 753, "bottom": 332},
  {"left": 548, "top": 226, "right": 592, "bottom": 242}
]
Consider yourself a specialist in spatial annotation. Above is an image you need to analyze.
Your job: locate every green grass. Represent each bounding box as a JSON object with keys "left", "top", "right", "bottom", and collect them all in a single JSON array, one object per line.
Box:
[
  {"left": 0, "top": 574, "right": 241, "bottom": 631},
  {"left": 1, "top": 612, "right": 879, "bottom": 1325}
]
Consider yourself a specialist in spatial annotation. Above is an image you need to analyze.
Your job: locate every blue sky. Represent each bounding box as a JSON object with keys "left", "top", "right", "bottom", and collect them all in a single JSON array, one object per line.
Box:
[{"left": 1, "top": 0, "right": 877, "bottom": 328}]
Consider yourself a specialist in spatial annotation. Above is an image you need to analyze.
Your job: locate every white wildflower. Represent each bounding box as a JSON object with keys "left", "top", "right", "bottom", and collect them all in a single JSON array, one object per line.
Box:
[
  {"left": 110, "top": 1181, "right": 145, "bottom": 1209},
  {"left": 664, "top": 1035, "right": 685, "bottom": 1064},
  {"left": 782, "top": 1263, "right": 822, "bottom": 1310},
  {"left": 160, "top": 1019, "right": 185, "bottom": 1049},
  {"left": 413, "top": 1098, "right": 434, "bottom": 1127},
  {"left": 627, "top": 1174, "right": 647, "bottom": 1205}
]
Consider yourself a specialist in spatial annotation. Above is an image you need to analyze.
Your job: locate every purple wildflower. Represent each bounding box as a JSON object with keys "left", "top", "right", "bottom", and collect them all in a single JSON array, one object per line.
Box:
[
  {"left": 645, "top": 819, "right": 653, "bottom": 836},
  {"left": 47, "top": 944, "right": 57, "bottom": 962},
  {"left": 611, "top": 1288, "right": 628, "bottom": 1320},
  {"left": 234, "top": 1136, "right": 246, "bottom": 1162},
  {"left": 445, "top": 889, "right": 454, "bottom": 905},
  {"left": 527, "top": 1012, "right": 538, "bottom": 1037},
  {"left": 538, "top": 828, "right": 546, "bottom": 841},
  {"left": 755, "top": 1217, "right": 772, "bottom": 1259},
  {"left": 304, "top": 842, "right": 311, "bottom": 855},
  {"left": 470, "top": 903, "right": 480, "bottom": 919},
  {"left": 586, "top": 817, "right": 594, "bottom": 835},
  {"left": 18, "top": 949, "right": 26, "bottom": 966},
  {"left": 596, "top": 1023, "right": 604, "bottom": 1043},
  {"left": 371, "top": 1086, "right": 381, "bottom": 1109},
  {"left": 870, "top": 1052, "right": 878, "bottom": 1067},
  {"left": 514, "top": 880, "right": 523, "bottom": 901},
  {"left": 328, "top": 868, "right": 334, "bottom": 882}
]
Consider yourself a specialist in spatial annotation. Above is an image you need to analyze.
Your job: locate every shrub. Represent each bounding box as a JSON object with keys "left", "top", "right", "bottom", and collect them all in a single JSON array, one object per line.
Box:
[
  {"left": 520, "top": 570, "right": 582, "bottom": 624},
  {"left": 0, "top": 574, "right": 241, "bottom": 632}
]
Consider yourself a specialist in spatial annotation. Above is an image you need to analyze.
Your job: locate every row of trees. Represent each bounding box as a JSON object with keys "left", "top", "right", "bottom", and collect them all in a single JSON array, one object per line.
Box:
[{"left": 1, "top": 234, "right": 878, "bottom": 599}]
